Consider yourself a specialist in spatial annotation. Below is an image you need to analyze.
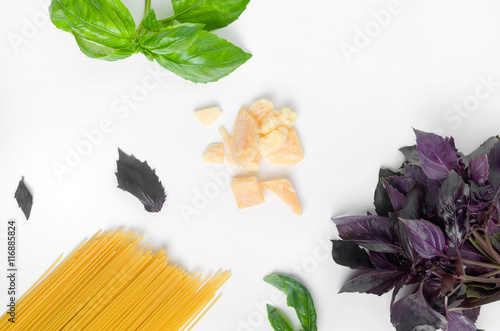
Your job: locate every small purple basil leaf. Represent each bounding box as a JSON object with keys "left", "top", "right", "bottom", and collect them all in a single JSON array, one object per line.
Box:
[
  {"left": 440, "top": 275, "right": 454, "bottom": 295},
  {"left": 331, "top": 240, "right": 374, "bottom": 270},
  {"left": 462, "top": 307, "right": 481, "bottom": 323},
  {"left": 383, "top": 179, "right": 406, "bottom": 211},
  {"left": 333, "top": 215, "right": 401, "bottom": 253},
  {"left": 399, "top": 219, "right": 446, "bottom": 259},
  {"left": 465, "top": 284, "right": 500, "bottom": 298},
  {"left": 467, "top": 135, "right": 499, "bottom": 160},
  {"left": 414, "top": 129, "right": 458, "bottom": 181},
  {"left": 374, "top": 168, "right": 400, "bottom": 217},
  {"left": 399, "top": 145, "right": 420, "bottom": 166},
  {"left": 459, "top": 287, "right": 500, "bottom": 308},
  {"left": 487, "top": 140, "right": 500, "bottom": 192},
  {"left": 399, "top": 182, "right": 424, "bottom": 220},
  {"left": 444, "top": 311, "right": 475, "bottom": 331},
  {"left": 404, "top": 164, "right": 427, "bottom": 182},
  {"left": 369, "top": 251, "right": 407, "bottom": 270},
  {"left": 437, "top": 171, "right": 470, "bottom": 248},
  {"left": 14, "top": 177, "right": 33, "bottom": 220},
  {"left": 469, "top": 155, "right": 489, "bottom": 184},
  {"left": 423, "top": 278, "right": 446, "bottom": 313},
  {"left": 339, "top": 269, "right": 404, "bottom": 296},
  {"left": 116, "top": 149, "right": 167, "bottom": 212},
  {"left": 385, "top": 176, "right": 416, "bottom": 195},
  {"left": 391, "top": 288, "right": 447, "bottom": 331},
  {"left": 397, "top": 219, "right": 418, "bottom": 262}
]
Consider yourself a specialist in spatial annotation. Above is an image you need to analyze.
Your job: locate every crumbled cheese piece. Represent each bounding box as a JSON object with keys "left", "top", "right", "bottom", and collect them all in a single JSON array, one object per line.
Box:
[
  {"left": 261, "top": 179, "right": 302, "bottom": 215},
  {"left": 242, "top": 153, "right": 262, "bottom": 171},
  {"left": 266, "top": 128, "right": 304, "bottom": 166},
  {"left": 258, "top": 127, "right": 288, "bottom": 156},
  {"left": 202, "top": 143, "right": 224, "bottom": 164},
  {"left": 248, "top": 99, "right": 274, "bottom": 125},
  {"left": 218, "top": 126, "right": 234, "bottom": 164},
  {"left": 230, "top": 107, "right": 259, "bottom": 165},
  {"left": 231, "top": 177, "right": 265, "bottom": 209},
  {"left": 194, "top": 107, "right": 222, "bottom": 127},
  {"left": 260, "top": 108, "right": 297, "bottom": 135}
]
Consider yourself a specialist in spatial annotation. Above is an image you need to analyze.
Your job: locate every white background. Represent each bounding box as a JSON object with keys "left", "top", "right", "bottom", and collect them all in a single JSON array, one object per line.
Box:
[{"left": 2, "top": 0, "right": 500, "bottom": 330}]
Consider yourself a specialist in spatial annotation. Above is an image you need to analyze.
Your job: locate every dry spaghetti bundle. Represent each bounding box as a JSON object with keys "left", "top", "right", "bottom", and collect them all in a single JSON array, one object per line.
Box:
[{"left": 0, "top": 229, "right": 230, "bottom": 330}]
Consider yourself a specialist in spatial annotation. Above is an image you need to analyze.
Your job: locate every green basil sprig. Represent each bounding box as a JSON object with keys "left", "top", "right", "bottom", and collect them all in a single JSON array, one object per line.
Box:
[
  {"left": 264, "top": 274, "right": 318, "bottom": 331},
  {"left": 49, "top": 0, "right": 251, "bottom": 83}
]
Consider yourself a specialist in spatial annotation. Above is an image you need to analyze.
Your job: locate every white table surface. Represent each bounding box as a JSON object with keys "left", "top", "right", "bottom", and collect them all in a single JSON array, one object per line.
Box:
[{"left": 2, "top": 0, "right": 500, "bottom": 330}]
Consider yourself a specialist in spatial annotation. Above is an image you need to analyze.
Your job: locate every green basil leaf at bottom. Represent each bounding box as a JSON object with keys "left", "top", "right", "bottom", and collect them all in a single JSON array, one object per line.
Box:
[
  {"left": 153, "top": 30, "right": 251, "bottom": 83},
  {"left": 264, "top": 274, "right": 317, "bottom": 331},
  {"left": 267, "top": 304, "right": 294, "bottom": 331}
]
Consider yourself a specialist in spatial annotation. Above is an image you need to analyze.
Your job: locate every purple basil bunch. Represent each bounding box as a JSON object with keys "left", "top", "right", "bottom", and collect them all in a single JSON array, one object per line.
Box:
[{"left": 332, "top": 129, "right": 500, "bottom": 331}]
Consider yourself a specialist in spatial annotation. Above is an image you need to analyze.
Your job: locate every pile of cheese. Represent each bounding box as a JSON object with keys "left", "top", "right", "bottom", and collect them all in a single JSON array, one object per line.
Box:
[{"left": 195, "top": 99, "right": 303, "bottom": 215}]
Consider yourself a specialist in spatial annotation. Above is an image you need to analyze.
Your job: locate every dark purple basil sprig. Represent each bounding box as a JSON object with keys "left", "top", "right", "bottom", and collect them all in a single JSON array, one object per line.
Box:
[{"left": 332, "top": 129, "right": 500, "bottom": 331}]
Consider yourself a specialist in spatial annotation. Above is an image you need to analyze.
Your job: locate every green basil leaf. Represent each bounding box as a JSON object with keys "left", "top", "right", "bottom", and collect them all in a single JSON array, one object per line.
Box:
[
  {"left": 264, "top": 274, "right": 317, "bottom": 331},
  {"left": 137, "top": 9, "right": 161, "bottom": 35},
  {"left": 170, "top": 0, "right": 250, "bottom": 31},
  {"left": 267, "top": 304, "right": 294, "bottom": 331},
  {"left": 153, "top": 30, "right": 251, "bottom": 83},
  {"left": 49, "top": 0, "right": 136, "bottom": 49},
  {"left": 138, "top": 23, "right": 204, "bottom": 55},
  {"left": 74, "top": 35, "right": 136, "bottom": 61}
]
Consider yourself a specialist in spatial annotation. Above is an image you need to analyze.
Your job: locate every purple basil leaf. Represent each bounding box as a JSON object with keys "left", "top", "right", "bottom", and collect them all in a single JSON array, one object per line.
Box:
[
  {"left": 374, "top": 168, "right": 400, "bottom": 217},
  {"left": 423, "top": 278, "right": 446, "bottom": 313},
  {"left": 14, "top": 177, "right": 33, "bottom": 220},
  {"left": 385, "top": 176, "right": 416, "bottom": 195},
  {"left": 399, "top": 182, "right": 424, "bottom": 220},
  {"left": 391, "top": 288, "right": 447, "bottom": 331},
  {"left": 437, "top": 171, "right": 470, "bottom": 247},
  {"left": 489, "top": 233, "right": 500, "bottom": 255},
  {"left": 404, "top": 164, "right": 427, "bottom": 182},
  {"left": 399, "top": 145, "right": 420, "bottom": 166},
  {"left": 467, "top": 135, "right": 499, "bottom": 160},
  {"left": 414, "top": 129, "right": 458, "bottom": 181},
  {"left": 459, "top": 284, "right": 500, "bottom": 308},
  {"left": 382, "top": 179, "right": 406, "bottom": 211},
  {"left": 331, "top": 240, "right": 374, "bottom": 269},
  {"left": 399, "top": 219, "right": 447, "bottom": 259},
  {"left": 444, "top": 311, "right": 475, "bottom": 331},
  {"left": 339, "top": 269, "right": 404, "bottom": 296},
  {"left": 462, "top": 307, "right": 481, "bottom": 323},
  {"left": 369, "top": 251, "right": 406, "bottom": 270},
  {"left": 115, "top": 149, "right": 166, "bottom": 212},
  {"left": 333, "top": 215, "right": 401, "bottom": 253},
  {"left": 487, "top": 140, "right": 500, "bottom": 191},
  {"left": 397, "top": 219, "right": 418, "bottom": 262},
  {"left": 465, "top": 283, "right": 500, "bottom": 298},
  {"left": 469, "top": 155, "right": 489, "bottom": 184}
]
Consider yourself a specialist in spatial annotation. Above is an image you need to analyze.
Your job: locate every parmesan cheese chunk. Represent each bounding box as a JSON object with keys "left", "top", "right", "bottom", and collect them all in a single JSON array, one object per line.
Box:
[
  {"left": 194, "top": 107, "right": 222, "bottom": 127},
  {"left": 202, "top": 143, "right": 225, "bottom": 164},
  {"left": 218, "top": 126, "right": 235, "bottom": 164},
  {"left": 261, "top": 179, "right": 302, "bottom": 215},
  {"left": 260, "top": 108, "right": 297, "bottom": 135},
  {"left": 248, "top": 99, "right": 274, "bottom": 125},
  {"left": 259, "top": 127, "right": 288, "bottom": 156},
  {"left": 266, "top": 128, "right": 304, "bottom": 166},
  {"left": 231, "top": 108, "right": 259, "bottom": 165},
  {"left": 231, "top": 177, "right": 265, "bottom": 209}
]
